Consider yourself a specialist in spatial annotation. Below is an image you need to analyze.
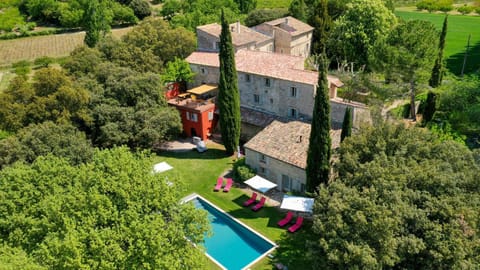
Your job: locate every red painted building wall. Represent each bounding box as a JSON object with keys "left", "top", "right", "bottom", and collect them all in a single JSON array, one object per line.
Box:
[{"left": 177, "top": 104, "right": 217, "bottom": 141}]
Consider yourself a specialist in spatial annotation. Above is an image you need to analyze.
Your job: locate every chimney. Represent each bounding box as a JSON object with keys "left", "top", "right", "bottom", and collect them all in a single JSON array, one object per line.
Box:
[
  {"left": 236, "top": 21, "right": 240, "bottom": 33},
  {"left": 285, "top": 17, "right": 289, "bottom": 25}
]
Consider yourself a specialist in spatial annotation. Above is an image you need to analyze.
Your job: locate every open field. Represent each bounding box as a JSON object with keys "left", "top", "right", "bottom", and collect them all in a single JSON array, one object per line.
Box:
[
  {"left": 257, "top": 0, "right": 291, "bottom": 9},
  {"left": 0, "top": 27, "right": 132, "bottom": 67},
  {"left": 155, "top": 142, "right": 313, "bottom": 270},
  {"left": 396, "top": 11, "right": 480, "bottom": 75}
]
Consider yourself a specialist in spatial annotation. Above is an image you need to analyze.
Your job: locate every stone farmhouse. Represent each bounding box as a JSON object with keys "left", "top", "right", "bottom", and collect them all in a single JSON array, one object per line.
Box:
[
  {"left": 244, "top": 120, "right": 341, "bottom": 193},
  {"left": 185, "top": 49, "right": 368, "bottom": 140},
  {"left": 196, "top": 16, "right": 313, "bottom": 58}
]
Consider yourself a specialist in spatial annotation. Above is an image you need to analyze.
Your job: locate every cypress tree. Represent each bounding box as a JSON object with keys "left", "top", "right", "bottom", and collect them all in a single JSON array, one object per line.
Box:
[
  {"left": 217, "top": 10, "right": 241, "bottom": 155},
  {"left": 306, "top": 55, "right": 331, "bottom": 192},
  {"left": 422, "top": 91, "right": 436, "bottom": 125},
  {"left": 340, "top": 106, "right": 352, "bottom": 142},
  {"left": 289, "top": 0, "right": 307, "bottom": 22},
  {"left": 83, "top": 0, "right": 109, "bottom": 48},
  {"left": 429, "top": 15, "right": 448, "bottom": 88},
  {"left": 308, "top": 0, "right": 331, "bottom": 55}
]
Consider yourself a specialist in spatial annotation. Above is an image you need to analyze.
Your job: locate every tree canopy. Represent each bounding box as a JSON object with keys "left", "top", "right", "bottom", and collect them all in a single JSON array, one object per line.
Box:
[
  {"left": 309, "top": 124, "right": 480, "bottom": 269},
  {"left": 306, "top": 56, "right": 331, "bottom": 192},
  {"left": 327, "top": 0, "right": 397, "bottom": 68},
  {"left": 372, "top": 19, "right": 438, "bottom": 120},
  {"left": 0, "top": 147, "right": 210, "bottom": 269}
]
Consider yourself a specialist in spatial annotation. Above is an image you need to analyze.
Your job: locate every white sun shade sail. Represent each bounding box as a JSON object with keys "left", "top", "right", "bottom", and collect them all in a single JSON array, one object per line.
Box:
[
  {"left": 153, "top": 162, "right": 173, "bottom": 173},
  {"left": 280, "top": 195, "right": 314, "bottom": 213},
  {"left": 244, "top": 175, "right": 278, "bottom": 193}
]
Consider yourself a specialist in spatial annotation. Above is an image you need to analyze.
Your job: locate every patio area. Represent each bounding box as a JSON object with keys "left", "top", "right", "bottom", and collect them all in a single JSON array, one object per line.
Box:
[{"left": 153, "top": 141, "right": 315, "bottom": 269}]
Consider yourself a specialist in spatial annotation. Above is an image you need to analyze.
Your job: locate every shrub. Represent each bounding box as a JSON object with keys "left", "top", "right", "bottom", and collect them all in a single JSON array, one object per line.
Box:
[
  {"left": 11, "top": 60, "right": 31, "bottom": 76},
  {"left": 457, "top": 5, "right": 474, "bottom": 15},
  {"left": 34, "top": 56, "right": 54, "bottom": 68},
  {"left": 244, "top": 8, "right": 289, "bottom": 27},
  {"left": 232, "top": 158, "right": 256, "bottom": 182},
  {"left": 129, "top": 0, "right": 151, "bottom": 20}
]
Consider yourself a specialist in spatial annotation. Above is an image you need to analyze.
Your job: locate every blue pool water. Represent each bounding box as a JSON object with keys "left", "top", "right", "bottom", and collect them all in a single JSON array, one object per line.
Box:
[{"left": 191, "top": 197, "right": 275, "bottom": 270}]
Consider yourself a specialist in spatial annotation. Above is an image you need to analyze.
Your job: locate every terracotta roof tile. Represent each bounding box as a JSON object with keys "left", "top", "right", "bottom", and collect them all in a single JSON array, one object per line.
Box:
[
  {"left": 197, "top": 23, "right": 272, "bottom": 47},
  {"left": 262, "top": 16, "right": 313, "bottom": 36},
  {"left": 186, "top": 50, "right": 342, "bottom": 86},
  {"left": 244, "top": 121, "right": 341, "bottom": 169}
]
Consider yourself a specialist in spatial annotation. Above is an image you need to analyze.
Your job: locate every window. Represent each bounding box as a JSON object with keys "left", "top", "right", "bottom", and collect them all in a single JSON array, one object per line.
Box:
[
  {"left": 215, "top": 41, "right": 220, "bottom": 49},
  {"left": 290, "top": 87, "right": 297, "bottom": 97},
  {"left": 300, "top": 183, "right": 305, "bottom": 193},
  {"left": 289, "top": 108, "right": 297, "bottom": 118},
  {"left": 208, "top": 111, "right": 214, "bottom": 120},
  {"left": 259, "top": 167, "right": 268, "bottom": 176},
  {"left": 254, "top": 94, "right": 260, "bottom": 104},
  {"left": 245, "top": 74, "right": 251, "bottom": 82},
  {"left": 265, "top": 78, "right": 271, "bottom": 87},
  {"left": 282, "top": 174, "right": 291, "bottom": 191},
  {"left": 186, "top": 112, "right": 198, "bottom": 122},
  {"left": 259, "top": 154, "right": 266, "bottom": 163},
  {"left": 201, "top": 67, "right": 206, "bottom": 74}
]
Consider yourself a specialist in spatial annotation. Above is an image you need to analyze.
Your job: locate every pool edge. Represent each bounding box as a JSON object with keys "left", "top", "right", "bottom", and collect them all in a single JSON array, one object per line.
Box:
[{"left": 182, "top": 193, "right": 278, "bottom": 270}]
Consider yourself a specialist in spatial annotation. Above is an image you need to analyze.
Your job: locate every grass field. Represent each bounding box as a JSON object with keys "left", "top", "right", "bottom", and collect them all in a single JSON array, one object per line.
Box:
[
  {"left": 257, "top": 0, "right": 291, "bottom": 9},
  {"left": 0, "top": 27, "right": 132, "bottom": 67},
  {"left": 154, "top": 142, "right": 313, "bottom": 270},
  {"left": 396, "top": 11, "right": 480, "bottom": 75}
]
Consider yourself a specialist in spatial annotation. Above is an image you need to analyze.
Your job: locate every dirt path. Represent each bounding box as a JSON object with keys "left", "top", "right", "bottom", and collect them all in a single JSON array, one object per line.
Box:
[{"left": 0, "top": 28, "right": 132, "bottom": 66}]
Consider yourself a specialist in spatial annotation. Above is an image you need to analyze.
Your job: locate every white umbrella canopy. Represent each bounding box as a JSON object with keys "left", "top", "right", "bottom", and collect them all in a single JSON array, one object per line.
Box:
[
  {"left": 280, "top": 195, "right": 314, "bottom": 214},
  {"left": 244, "top": 175, "right": 278, "bottom": 194},
  {"left": 153, "top": 162, "right": 173, "bottom": 173}
]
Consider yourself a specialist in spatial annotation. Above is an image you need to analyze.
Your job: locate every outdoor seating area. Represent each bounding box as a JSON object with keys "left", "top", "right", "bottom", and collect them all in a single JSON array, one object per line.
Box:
[{"left": 213, "top": 177, "right": 234, "bottom": 192}]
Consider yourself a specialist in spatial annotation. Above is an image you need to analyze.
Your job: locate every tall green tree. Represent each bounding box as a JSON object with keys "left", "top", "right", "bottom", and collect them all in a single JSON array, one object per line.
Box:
[
  {"left": 340, "top": 106, "right": 352, "bottom": 142},
  {"left": 422, "top": 91, "right": 436, "bottom": 125},
  {"left": 372, "top": 20, "right": 438, "bottom": 120},
  {"left": 217, "top": 10, "right": 241, "bottom": 155},
  {"left": 0, "top": 147, "right": 210, "bottom": 269},
  {"left": 289, "top": 0, "right": 307, "bottom": 22},
  {"left": 309, "top": 124, "right": 480, "bottom": 269},
  {"left": 83, "top": 0, "right": 109, "bottom": 47},
  {"left": 306, "top": 55, "right": 331, "bottom": 192},
  {"left": 429, "top": 15, "right": 448, "bottom": 88},
  {"left": 308, "top": 0, "right": 332, "bottom": 55},
  {"left": 235, "top": 0, "right": 257, "bottom": 14},
  {"left": 327, "top": 0, "right": 397, "bottom": 68}
]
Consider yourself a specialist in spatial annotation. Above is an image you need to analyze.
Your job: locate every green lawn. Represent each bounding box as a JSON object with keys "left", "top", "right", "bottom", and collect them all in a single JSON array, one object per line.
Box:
[
  {"left": 257, "top": 0, "right": 291, "bottom": 9},
  {"left": 396, "top": 11, "right": 480, "bottom": 75},
  {"left": 153, "top": 142, "right": 313, "bottom": 270}
]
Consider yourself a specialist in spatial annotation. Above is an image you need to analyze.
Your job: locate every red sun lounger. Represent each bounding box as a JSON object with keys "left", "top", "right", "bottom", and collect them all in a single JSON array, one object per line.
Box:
[
  {"left": 223, "top": 178, "right": 233, "bottom": 192},
  {"left": 213, "top": 177, "right": 223, "bottom": 191},
  {"left": 243, "top": 192, "right": 258, "bottom": 206},
  {"left": 252, "top": 197, "right": 266, "bottom": 211},
  {"left": 288, "top": 216, "right": 304, "bottom": 233},
  {"left": 277, "top": 211, "right": 294, "bottom": 227}
]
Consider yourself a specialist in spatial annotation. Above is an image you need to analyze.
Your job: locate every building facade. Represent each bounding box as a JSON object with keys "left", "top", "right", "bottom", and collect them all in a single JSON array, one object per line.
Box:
[
  {"left": 186, "top": 50, "right": 347, "bottom": 123},
  {"left": 167, "top": 85, "right": 218, "bottom": 140},
  {"left": 196, "top": 16, "right": 313, "bottom": 58},
  {"left": 254, "top": 16, "right": 313, "bottom": 58}
]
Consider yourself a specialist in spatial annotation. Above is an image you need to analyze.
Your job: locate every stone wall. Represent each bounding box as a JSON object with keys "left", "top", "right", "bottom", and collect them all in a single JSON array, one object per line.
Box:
[{"left": 245, "top": 148, "right": 306, "bottom": 192}]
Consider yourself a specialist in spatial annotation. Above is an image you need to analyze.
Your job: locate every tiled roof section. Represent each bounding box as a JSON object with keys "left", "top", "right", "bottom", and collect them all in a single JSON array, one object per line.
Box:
[
  {"left": 240, "top": 106, "right": 287, "bottom": 127},
  {"left": 197, "top": 23, "right": 272, "bottom": 47},
  {"left": 263, "top": 16, "right": 314, "bottom": 36},
  {"left": 244, "top": 121, "right": 341, "bottom": 169},
  {"left": 186, "top": 50, "right": 343, "bottom": 86}
]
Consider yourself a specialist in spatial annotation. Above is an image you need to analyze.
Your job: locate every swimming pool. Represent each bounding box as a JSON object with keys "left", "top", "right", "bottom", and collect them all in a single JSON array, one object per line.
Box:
[{"left": 187, "top": 195, "right": 276, "bottom": 270}]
